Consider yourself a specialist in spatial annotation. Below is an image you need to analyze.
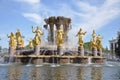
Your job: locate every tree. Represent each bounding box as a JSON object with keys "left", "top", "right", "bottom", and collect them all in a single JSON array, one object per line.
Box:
[
  {"left": 115, "top": 34, "right": 120, "bottom": 58},
  {"left": 84, "top": 42, "right": 91, "bottom": 50},
  {"left": 84, "top": 42, "right": 106, "bottom": 52}
]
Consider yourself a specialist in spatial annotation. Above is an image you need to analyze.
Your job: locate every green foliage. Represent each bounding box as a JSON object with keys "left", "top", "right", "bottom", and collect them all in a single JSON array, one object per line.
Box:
[
  {"left": 24, "top": 45, "right": 30, "bottom": 49},
  {"left": 84, "top": 42, "right": 107, "bottom": 52},
  {"left": 84, "top": 42, "right": 91, "bottom": 50}
]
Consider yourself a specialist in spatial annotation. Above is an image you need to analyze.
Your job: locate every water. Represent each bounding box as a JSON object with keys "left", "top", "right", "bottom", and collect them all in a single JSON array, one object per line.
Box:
[{"left": 0, "top": 61, "right": 120, "bottom": 80}]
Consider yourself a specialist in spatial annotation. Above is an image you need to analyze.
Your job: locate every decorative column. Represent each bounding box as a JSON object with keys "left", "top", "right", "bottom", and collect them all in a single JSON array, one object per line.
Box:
[
  {"left": 44, "top": 17, "right": 56, "bottom": 44},
  {"left": 78, "top": 46, "right": 84, "bottom": 56},
  {"left": 63, "top": 18, "right": 71, "bottom": 42},
  {"left": 34, "top": 46, "right": 40, "bottom": 55},
  {"left": 44, "top": 16, "right": 71, "bottom": 44},
  {"left": 98, "top": 49, "right": 102, "bottom": 56},
  {"left": 57, "top": 46, "right": 63, "bottom": 55},
  {"left": 49, "top": 23, "right": 54, "bottom": 44},
  {"left": 92, "top": 48, "right": 97, "bottom": 56}
]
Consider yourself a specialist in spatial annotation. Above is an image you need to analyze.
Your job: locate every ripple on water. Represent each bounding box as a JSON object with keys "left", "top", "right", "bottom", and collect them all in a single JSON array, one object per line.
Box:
[
  {"left": 35, "top": 64, "right": 43, "bottom": 67},
  {"left": 0, "top": 63, "right": 12, "bottom": 66},
  {"left": 50, "top": 64, "right": 61, "bottom": 67},
  {"left": 26, "top": 64, "right": 33, "bottom": 67}
]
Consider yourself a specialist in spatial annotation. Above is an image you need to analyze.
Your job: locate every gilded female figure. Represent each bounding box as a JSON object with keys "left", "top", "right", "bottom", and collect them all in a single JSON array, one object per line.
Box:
[
  {"left": 76, "top": 28, "right": 86, "bottom": 46},
  {"left": 7, "top": 32, "right": 16, "bottom": 49},
  {"left": 32, "top": 26, "right": 43, "bottom": 45}
]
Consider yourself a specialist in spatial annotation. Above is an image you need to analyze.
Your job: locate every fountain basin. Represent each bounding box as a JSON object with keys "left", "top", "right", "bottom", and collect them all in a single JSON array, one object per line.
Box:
[{"left": 4, "top": 55, "right": 106, "bottom": 64}]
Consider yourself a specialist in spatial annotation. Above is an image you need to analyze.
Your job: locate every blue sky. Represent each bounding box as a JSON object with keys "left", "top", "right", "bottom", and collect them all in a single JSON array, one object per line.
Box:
[{"left": 0, "top": 0, "right": 120, "bottom": 49}]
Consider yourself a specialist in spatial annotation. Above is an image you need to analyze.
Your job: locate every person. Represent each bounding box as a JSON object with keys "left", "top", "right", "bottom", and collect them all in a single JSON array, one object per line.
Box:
[
  {"left": 96, "top": 34, "right": 103, "bottom": 51},
  {"left": 7, "top": 32, "right": 16, "bottom": 49},
  {"left": 32, "top": 26, "right": 43, "bottom": 45},
  {"left": 90, "top": 30, "right": 97, "bottom": 49},
  {"left": 55, "top": 27, "right": 64, "bottom": 46},
  {"left": 92, "top": 30, "right": 97, "bottom": 42},
  {"left": 16, "top": 29, "right": 21, "bottom": 42},
  {"left": 15, "top": 29, "right": 24, "bottom": 48},
  {"left": 76, "top": 28, "right": 86, "bottom": 46},
  {"left": 29, "top": 39, "right": 34, "bottom": 49}
]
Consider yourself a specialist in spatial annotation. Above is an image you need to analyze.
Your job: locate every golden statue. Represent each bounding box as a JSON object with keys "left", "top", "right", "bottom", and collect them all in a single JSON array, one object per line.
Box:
[
  {"left": 76, "top": 28, "right": 86, "bottom": 46},
  {"left": 92, "top": 30, "right": 96, "bottom": 42},
  {"left": 32, "top": 26, "right": 43, "bottom": 46},
  {"left": 7, "top": 32, "right": 16, "bottom": 49},
  {"left": 90, "top": 30, "right": 97, "bottom": 49},
  {"left": 29, "top": 39, "right": 34, "bottom": 49},
  {"left": 16, "top": 29, "right": 21, "bottom": 39},
  {"left": 15, "top": 29, "right": 24, "bottom": 48},
  {"left": 96, "top": 34, "right": 103, "bottom": 51},
  {"left": 55, "top": 27, "right": 64, "bottom": 46}
]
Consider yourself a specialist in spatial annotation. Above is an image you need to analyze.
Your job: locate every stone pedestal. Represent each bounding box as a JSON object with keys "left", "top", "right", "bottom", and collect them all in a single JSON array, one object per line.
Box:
[
  {"left": 15, "top": 58, "right": 21, "bottom": 63},
  {"left": 77, "top": 58, "right": 88, "bottom": 64},
  {"left": 9, "top": 48, "right": 16, "bottom": 56},
  {"left": 33, "top": 58, "right": 43, "bottom": 64},
  {"left": 34, "top": 46, "right": 40, "bottom": 55},
  {"left": 57, "top": 46, "right": 63, "bottom": 55},
  {"left": 9, "top": 48, "right": 16, "bottom": 62},
  {"left": 78, "top": 46, "right": 84, "bottom": 56},
  {"left": 91, "top": 58, "right": 106, "bottom": 64},
  {"left": 16, "top": 46, "right": 22, "bottom": 55},
  {"left": 98, "top": 50, "right": 102, "bottom": 56},
  {"left": 92, "top": 48, "right": 97, "bottom": 56},
  {"left": 59, "top": 58, "right": 71, "bottom": 64}
]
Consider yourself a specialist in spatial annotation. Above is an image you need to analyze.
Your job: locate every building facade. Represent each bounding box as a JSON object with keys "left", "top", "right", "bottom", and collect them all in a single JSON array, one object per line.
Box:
[{"left": 109, "top": 31, "right": 120, "bottom": 59}]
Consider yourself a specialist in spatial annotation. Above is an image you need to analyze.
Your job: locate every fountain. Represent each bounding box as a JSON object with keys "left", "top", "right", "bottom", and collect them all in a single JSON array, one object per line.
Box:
[{"left": 4, "top": 16, "right": 106, "bottom": 64}]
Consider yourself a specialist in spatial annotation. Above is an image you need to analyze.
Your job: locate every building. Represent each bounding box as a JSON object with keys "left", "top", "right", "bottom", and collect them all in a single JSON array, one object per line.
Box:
[
  {"left": 0, "top": 48, "right": 8, "bottom": 54},
  {"left": 109, "top": 31, "right": 120, "bottom": 59}
]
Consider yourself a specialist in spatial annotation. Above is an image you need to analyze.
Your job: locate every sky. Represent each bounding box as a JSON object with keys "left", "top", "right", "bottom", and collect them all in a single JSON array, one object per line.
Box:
[{"left": 0, "top": 0, "right": 120, "bottom": 49}]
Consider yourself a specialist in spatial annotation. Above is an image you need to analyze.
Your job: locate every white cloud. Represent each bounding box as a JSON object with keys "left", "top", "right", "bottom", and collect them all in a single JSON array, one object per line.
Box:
[
  {"left": 13, "top": 0, "right": 120, "bottom": 30},
  {"left": 71, "top": 0, "right": 120, "bottom": 32},
  {"left": 15, "top": 0, "right": 40, "bottom": 12},
  {"left": 66, "top": 0, "right": 120, "bottom": 45},
  {"left": 15, "top": 0, "right": 120, "bottom": 44},
  {"left": 16, "top": 0, "right": 40, "bottom": 4},
  {"left": 23, "top": 13, "right": 42, "bottom": 24}
]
